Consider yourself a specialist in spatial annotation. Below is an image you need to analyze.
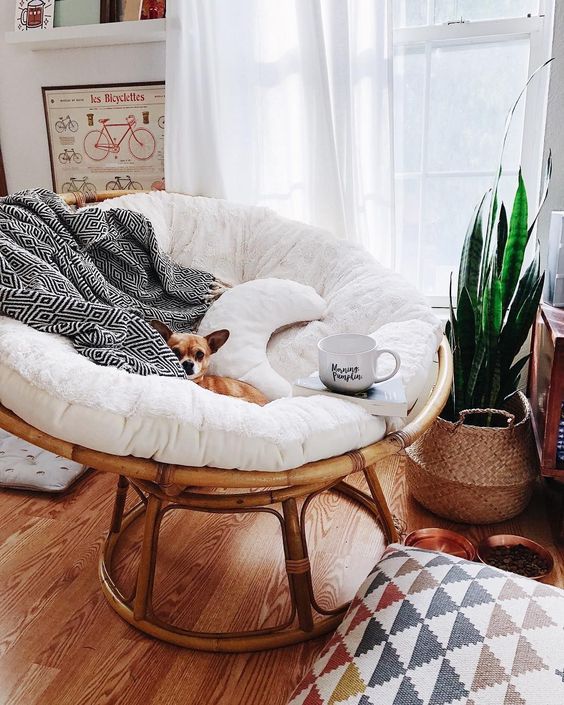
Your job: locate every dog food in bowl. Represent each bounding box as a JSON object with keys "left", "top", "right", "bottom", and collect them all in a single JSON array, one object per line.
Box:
[{"left": 477, "top": 535, "right": 553, "bottom": 580}]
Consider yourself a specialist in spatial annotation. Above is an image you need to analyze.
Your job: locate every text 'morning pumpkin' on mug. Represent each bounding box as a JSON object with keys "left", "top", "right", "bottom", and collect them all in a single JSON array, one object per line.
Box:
[{"left": 318, "top": 333, "right": 401, "bottom": 394}]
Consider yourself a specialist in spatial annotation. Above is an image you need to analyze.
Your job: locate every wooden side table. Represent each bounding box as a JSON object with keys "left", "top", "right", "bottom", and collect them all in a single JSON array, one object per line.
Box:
[{"left": 528, "top": 303, "right": 564, "bottom": 540}]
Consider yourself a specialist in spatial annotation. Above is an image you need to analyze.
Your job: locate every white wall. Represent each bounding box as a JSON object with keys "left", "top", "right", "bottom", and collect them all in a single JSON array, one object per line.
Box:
[
  {"left": 538, "top": 1, "right": 564, "bottom": 261},
  {"left": 0, "top": 6, "right": 165, "bottom": 192}
]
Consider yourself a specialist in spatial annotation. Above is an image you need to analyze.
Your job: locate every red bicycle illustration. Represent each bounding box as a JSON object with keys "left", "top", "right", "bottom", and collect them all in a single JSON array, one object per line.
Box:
[
  {"left": 61, "top": 176, "right": 96, "bottom": 197},
  {"left": 151, "top": 177, "right": 165, "bottom": 191},
  {"left": 106, "top": 175, "right": 143, "bottom": 191},
  {"left": 58, "top": 148, "right": 82, "bottom": 165},
  {"left": 83, "top": 115, "right": 156, "bottom": 161},
  {"left": 55, "top": 115, "right": 79, "bottom": 133}
]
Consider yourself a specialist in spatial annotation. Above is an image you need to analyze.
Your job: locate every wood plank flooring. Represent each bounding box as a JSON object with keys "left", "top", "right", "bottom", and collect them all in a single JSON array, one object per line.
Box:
[{"left": 0, "top": 457, "right": 562, "bottom": 705}]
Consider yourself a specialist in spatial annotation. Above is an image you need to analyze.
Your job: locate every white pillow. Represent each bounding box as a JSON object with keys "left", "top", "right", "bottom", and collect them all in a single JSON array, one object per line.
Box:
[
  {"left": 198, "top": 278, "right": 327, "bottom": 400},
  {"left": 370, "top": 319, "right": 439, "bottom": 408}
]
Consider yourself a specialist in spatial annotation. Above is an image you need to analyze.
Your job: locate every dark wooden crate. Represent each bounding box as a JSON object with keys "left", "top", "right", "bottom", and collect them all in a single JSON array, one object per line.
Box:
[{"left": 528, "top": 303, "right": 564, "bottom": 477}]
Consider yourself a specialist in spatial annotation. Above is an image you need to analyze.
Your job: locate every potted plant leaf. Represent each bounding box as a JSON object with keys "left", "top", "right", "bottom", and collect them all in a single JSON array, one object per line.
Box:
[{"left": 406, "top": 63, "right": 552, "bottom": 524}]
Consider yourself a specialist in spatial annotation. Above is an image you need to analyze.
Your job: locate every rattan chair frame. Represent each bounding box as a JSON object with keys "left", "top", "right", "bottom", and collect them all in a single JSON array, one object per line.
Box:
[{"left": 0, "top": 189, "right": 453, "bottom": 651}]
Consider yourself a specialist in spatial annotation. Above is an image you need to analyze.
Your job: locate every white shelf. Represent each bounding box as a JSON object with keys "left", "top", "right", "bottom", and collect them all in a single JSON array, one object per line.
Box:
[{"left": 5, "top": 18, "right": 166, "bottom": 51}]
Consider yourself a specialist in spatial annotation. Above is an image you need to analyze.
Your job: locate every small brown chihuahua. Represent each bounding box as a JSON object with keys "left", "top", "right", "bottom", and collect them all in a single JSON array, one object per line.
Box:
[{"left": 151, "top": 321, "right": 268, "bottom": 405}]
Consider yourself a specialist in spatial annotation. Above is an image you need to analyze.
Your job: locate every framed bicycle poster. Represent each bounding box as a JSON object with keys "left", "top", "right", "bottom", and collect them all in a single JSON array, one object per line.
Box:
[{"left": 42, "top": 82, "right": 166, "bottom": 197}]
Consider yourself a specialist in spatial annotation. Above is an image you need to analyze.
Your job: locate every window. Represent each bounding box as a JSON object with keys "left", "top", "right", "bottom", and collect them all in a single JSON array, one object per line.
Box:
[{"left": 392, "top": 0, "right": 553, "bottom": 304}]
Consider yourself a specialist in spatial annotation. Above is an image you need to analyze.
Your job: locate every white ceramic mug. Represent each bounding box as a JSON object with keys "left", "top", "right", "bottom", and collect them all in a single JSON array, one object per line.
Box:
[{"left": 318, "top": 333, "right": 401, "bottom": 394}]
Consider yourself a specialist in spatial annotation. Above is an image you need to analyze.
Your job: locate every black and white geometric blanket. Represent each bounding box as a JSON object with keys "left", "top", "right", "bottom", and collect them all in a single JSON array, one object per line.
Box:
[{"left": 0, "top": 189, "right": 219, "bottom": 377}]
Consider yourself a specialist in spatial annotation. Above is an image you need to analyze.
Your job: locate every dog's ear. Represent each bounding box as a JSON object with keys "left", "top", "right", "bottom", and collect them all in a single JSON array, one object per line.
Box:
[
  {"left": 205, "top": 329, "right": 230, "bottom": 353},
  {"left": 150, "top": 320, "right": 173, "bottom": 342}
]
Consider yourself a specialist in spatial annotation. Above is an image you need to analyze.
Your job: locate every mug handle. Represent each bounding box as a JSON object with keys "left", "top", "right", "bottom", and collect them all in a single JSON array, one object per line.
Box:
[
  {"left": 372, "top": 349, "right": 401, "bottom": 384},
  {"left": 21, "top": 8, "right": 28, "bottom": 27}
]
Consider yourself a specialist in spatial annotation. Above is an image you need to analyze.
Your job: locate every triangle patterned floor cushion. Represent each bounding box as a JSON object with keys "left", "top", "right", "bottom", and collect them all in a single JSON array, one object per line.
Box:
[{"left": 288, "top": 545, "right": 564, "bottom": 705}]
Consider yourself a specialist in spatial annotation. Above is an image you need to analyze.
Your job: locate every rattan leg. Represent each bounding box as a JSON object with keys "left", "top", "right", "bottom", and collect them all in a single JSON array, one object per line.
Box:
[
  {"left": 100, "top": 478, "right": 386, "bottom": 651},
  {"left": 133, "top": 494, "right": 163, "bottom": 621},
  {"left": 363, "top": 464, "right": 399, "bottom": 543},
  {"left": 110, "top": 475, "right": 129, "bottom": 533},
  {"left": 282, "top": 497, "right": 314, "bottom": 632}
]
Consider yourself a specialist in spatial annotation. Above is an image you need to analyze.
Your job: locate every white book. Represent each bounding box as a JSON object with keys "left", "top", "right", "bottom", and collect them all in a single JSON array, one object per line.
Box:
[{"left": 292, "top": 372, "right": 408, "bottom": 417}]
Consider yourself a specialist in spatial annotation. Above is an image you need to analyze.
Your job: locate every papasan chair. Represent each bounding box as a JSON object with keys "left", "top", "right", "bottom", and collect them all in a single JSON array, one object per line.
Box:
[{"left": 0, "top": 189, "right": 452, "bottom": 652}]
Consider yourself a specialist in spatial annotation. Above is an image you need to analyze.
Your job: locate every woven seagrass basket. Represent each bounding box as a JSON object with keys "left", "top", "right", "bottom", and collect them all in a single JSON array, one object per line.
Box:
[{"left": 405, "top": 391, "right": 538, "bottom": 524}]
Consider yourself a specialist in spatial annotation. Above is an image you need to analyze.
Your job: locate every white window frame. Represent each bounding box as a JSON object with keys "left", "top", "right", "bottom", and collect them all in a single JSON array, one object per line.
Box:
[{"left": 393, "top": 1, "right": 555, "bottom": 308}]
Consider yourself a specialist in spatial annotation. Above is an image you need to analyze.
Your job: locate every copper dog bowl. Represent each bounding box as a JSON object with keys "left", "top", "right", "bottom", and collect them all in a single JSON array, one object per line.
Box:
[
  {"left": 405, "top": 528, "right": 476, "bottom": 561},
  {"left": 477, "top": 534, "right": 554, "bottom": 581}
]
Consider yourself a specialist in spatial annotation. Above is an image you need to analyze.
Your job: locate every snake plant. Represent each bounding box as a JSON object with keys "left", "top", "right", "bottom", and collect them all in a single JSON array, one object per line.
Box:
[{"left": 444, "top": 62, "right": 553, "bottom": 424}]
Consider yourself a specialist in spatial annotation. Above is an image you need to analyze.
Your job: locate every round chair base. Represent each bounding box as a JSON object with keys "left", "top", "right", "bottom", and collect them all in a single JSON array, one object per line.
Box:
[{"left": 99, "top": 472, "right": 395, "bottom": 652}]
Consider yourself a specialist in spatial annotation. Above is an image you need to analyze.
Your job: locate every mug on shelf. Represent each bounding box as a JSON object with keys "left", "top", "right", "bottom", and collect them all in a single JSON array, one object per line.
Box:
[{"left": 21, "top": 0, "right": 45, "bottom": 29}]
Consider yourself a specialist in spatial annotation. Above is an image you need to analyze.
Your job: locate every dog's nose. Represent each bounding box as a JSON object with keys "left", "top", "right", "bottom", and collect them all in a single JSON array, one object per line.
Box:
[{"left": 182, "top": 360, "right": 194, "bottom": 375}]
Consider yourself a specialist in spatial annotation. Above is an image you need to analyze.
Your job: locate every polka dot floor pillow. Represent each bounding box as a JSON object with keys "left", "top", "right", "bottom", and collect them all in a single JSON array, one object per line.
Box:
[
  {"left": 0, "top": 428, "right": 87, "bottom": 492},
  {"left": 288, "top": 544, "right": 564, "bottom": 705}
]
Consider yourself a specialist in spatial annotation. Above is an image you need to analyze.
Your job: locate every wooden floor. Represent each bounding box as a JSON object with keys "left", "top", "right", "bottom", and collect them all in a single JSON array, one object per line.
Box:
[{"left": 0, "top": 456, "right": 562, "bottom": 705}]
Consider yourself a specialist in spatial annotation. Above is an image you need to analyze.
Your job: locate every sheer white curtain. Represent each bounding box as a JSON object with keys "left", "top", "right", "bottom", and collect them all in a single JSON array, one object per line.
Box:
[{"left": 165, "top": 0, "right": 395, "bottom": 263}]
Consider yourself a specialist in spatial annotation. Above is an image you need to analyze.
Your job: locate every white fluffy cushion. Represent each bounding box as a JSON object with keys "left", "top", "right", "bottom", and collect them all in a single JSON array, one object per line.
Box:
[
  {"left": 0, "top": 193, "right": 442, "bottom": 472},
  {"left": 198, "top": 278, "right": 327, "bottom": 400},
  {"left": 371, "top": 319, "right": 441, "bottom": 425}
]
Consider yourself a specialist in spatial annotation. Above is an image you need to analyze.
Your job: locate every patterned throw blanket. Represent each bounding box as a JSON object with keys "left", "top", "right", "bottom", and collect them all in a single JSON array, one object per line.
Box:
[{"left": 0, "top": 189, "right": 220, "bottom": 377}]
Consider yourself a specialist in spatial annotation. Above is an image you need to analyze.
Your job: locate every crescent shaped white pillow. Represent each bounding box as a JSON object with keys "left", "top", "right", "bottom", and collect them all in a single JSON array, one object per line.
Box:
[{"left": 197, "top": 278, "right": 327, "bottom": 400}]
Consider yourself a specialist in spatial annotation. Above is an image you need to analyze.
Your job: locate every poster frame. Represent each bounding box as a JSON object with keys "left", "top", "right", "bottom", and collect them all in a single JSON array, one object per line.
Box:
[{"left": 42, "top": 80, "right": 165, "bottom": 194}]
